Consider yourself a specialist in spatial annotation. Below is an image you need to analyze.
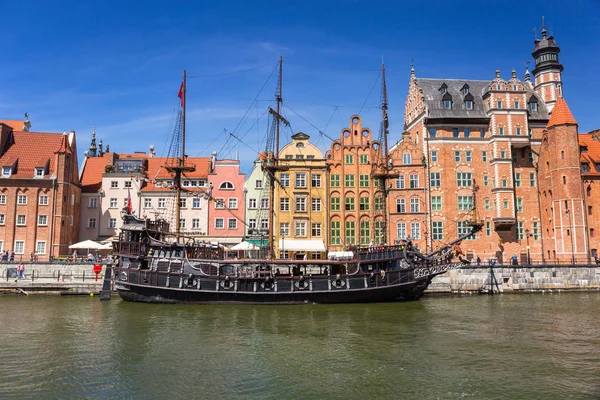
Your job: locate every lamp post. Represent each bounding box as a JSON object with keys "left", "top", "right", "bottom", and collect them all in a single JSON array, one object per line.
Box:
[
  {"left": 525, "top": 228, "right": 531, "bottom": 265},
  {"left": 566, "top": 209, "right": 575, "bottom": 265}
]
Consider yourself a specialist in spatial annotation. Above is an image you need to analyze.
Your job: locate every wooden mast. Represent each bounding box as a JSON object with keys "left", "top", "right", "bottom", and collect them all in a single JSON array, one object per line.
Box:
[
  {"left": 269, "top": 57, "right": 283, "bottom": 258},
  {"left": 167, "top": 69, "right": 195, "bottom": 241},
  {"left": 381, "top": 62, "right": 391, "bottom": 245}
]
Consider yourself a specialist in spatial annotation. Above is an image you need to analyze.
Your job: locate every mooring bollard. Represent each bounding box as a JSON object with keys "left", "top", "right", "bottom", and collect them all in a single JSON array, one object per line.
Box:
[
  {"left": 83, "top": 271, "right": 85, "bottom": 282},
  {"left": 57, "top": 270, "right": 60, "bottom": 282}
]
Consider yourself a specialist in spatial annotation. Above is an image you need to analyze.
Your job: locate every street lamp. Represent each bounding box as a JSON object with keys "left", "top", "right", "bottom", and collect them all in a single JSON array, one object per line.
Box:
[
  {"left": 524, "top": 229, "right": 531, "bottom": 265},
  {"left": 565, "top": 209, "right": 575, "bottom": 265}
]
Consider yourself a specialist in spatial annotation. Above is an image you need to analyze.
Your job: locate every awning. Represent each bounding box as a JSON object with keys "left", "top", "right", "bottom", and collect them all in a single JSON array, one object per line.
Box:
[
  {"left": 246, "top": 239, "right": 269, "bottom": 248},
  {"left": 279, "top": 239, "right": 326, "bottom": 252}
]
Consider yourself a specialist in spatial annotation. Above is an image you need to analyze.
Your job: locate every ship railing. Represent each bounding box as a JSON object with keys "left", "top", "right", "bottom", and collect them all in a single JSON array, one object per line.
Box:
[
  {"left": 115, "top": 241, "right": 142, "bottom": 258},
  {"left": 186, "top": 246, "right": 224, "bottom": 261},
  {"left": 146, "top": 220, "right": 170, "bottom": 233},
  {"left": 358, "top": 246, "right": 404, "bottom": 262}
]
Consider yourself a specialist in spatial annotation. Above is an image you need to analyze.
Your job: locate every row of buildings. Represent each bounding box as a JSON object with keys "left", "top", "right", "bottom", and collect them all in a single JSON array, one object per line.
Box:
[{"left": 1, "top": 24, "right": 599, "bottom": 263}]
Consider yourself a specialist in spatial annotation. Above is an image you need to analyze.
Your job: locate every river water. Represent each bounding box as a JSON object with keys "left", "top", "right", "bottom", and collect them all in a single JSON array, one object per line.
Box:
[{"left": 0, "top": 293, "right": 599, "bottom": 399}]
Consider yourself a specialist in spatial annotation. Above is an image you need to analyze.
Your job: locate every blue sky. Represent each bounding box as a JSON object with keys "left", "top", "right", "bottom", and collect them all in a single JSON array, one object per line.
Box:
[{"left": 1, "top": 0, "right": 599, "bottom": 174}]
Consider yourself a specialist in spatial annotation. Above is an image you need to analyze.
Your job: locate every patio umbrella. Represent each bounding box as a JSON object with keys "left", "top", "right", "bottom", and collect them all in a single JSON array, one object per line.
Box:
[{"left": 230, "top": 241, "right": 260, "bottom": 251}]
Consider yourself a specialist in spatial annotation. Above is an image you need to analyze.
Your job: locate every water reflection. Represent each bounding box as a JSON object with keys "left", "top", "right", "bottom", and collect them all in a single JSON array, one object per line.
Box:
[{"left": 0, "top": 294, "right": 599, "bottom": 399}]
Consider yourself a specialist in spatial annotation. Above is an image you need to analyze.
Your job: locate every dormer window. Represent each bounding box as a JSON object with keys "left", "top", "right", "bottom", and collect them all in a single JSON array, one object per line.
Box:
[
  {"left": 35, "top": 168, "right": 44, "bottom": 177},
  {"left": 2, "top": 167, "right": 11, "bottom": 177},
  {"left": 440, "top": 83, "right": 448, "bottom": 95},
  {"left": 442, "top": 92, "right": 453, "bottom": 109},
  {"left": 462, "top": 84, "right": 469, "bottom": 95},
  {"left": 465, "top": 100, "right": 473, "bottom": 110},
  {"left": 529, "top": 96, "right": 538, "bottom": 112}
]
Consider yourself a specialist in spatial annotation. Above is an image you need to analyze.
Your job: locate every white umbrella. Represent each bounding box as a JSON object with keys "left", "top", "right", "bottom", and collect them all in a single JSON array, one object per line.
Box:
[
  {"left": 69, "top": 240, "right": 103, "bottom": 250},
  {"left": 230, "top": 241, "right": 260, "bottom": 251},
  {"left": 99, "top": 242, "right": 113, "bottom": 250}
]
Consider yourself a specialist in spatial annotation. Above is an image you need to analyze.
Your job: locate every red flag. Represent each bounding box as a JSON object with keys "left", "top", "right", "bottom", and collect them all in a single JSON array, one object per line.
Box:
[
  {"left": 126, "top": 189, "right": 132, "bottom": 214},
  {"left": 178, "top": 81, "right": 185, "bottom": 107}
]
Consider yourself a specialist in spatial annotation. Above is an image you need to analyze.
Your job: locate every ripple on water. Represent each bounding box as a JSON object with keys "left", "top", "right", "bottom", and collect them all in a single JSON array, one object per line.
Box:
[{"left": 0, "top": 294, "right": 599, "bottom": 399}]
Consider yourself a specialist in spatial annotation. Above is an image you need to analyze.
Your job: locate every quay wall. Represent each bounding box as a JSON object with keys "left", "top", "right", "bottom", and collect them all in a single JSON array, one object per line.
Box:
[
  {"left": 427, "top": 265, "right": 600, "bottom": 294},
  {"left": 0, "top": 262, "right": 106, "bottom": 293}
]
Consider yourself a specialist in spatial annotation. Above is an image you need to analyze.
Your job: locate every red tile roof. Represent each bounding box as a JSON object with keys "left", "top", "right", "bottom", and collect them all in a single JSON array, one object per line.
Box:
[
  {"left": 547, "top": 97, "right": 577, "bottom": 128},
  {"left": 0, "top": 130, "right": 70, "bottom": 179},
  {"left": 0, "top": 120, "right": 26, "bottom": 130},
  {"left": 579, "top": 131, "right": 600, "bottom": 177},
  {"left": 80, "top": 154, "right": 212, "bottom": 193},
  {"left": 144, "top": 157, "right": 211, "bottom": 191},
  {"left": 80, "top": 154, "right": 111, "bottom": 192}
]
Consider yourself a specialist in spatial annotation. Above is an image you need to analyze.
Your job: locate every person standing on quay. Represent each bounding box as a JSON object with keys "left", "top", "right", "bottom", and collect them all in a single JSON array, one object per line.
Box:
[{"left": 17, "top": 263, "right": 24, "bottom": 280}]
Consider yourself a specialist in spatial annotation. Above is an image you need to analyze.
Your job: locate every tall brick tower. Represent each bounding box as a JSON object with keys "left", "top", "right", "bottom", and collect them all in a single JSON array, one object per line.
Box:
[
  {"left": 538, "top": 97, "right": 586, "bottom": 263},
  {"left": 531, "top": 17, "right": 564, "bottom": 113}
]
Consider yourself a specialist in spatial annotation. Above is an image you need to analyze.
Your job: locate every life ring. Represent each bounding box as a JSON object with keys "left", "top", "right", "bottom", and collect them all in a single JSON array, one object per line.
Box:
[
  {"left": 295, "top": 277, "right": 309, "bottom": 290},
  {"left": 220, "top": 276, "right": 233, "bottom": 289},
  {"left": 331, "top": 274, "right": 345, "bottom": 289},
  {"left": 142, "top": 237, "right": 150, "bottom": 244},
  {"left": 261, "top": 277, "right": 274, "bottom": 291},
  {"left": 369, "top": 272, "right": 376, "bottom": 284}
]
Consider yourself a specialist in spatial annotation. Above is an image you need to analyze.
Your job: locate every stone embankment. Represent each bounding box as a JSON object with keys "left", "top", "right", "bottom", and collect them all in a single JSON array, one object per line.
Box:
[
  {"left": 0, "top": 262, "right": 106, "bottom": 295},
  {"left": 428, "top": 265, "right": 600, "bottom": 294}
]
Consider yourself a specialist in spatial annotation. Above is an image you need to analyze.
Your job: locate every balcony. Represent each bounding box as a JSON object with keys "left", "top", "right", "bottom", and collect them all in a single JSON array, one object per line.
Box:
[{"left": 493, "top": 217, "right": 516, "bottom": 231}]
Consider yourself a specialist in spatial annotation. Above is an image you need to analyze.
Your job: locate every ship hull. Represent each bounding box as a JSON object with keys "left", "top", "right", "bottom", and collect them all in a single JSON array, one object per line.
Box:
[{"left": 115, "top": 279, "right": 428, "bottom": 304}]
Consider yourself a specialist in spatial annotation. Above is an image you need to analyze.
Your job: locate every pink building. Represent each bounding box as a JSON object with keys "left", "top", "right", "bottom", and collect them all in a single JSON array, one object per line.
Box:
[{"left": 206, "top": 152, "right": 246, "bottom": 246}]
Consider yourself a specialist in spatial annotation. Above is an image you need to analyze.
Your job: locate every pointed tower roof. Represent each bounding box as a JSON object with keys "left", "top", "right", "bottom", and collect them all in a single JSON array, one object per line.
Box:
[{"left": 547, "top": 97, "right": 577, "bottom": 128}]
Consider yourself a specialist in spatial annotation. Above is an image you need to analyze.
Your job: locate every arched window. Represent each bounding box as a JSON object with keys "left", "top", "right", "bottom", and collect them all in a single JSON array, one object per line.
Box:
[{"left": 219, "top": 181, "right": 234, "bottom": 190}]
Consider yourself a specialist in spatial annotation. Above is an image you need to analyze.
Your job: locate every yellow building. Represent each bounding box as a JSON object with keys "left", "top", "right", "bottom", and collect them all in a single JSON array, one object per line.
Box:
[{"left": 274, "top": 132, "right": 327, "bottom": 259}]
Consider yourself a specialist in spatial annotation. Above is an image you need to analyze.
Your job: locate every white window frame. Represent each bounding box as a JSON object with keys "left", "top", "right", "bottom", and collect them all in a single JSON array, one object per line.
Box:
[
  {"left": 39, "top": 195, "right": 49, "bottom": 206},
  {"left": 295, "top": 221, "right": 307, "bottom": 237},
  {"left": 35, "top": 240, "right": 46, "bottom": 255},
  {"left": 38, "top": 215, "right": 48, "bottom": 226},
  {"left": 109, "top": 198, "right": 118, "bottom": 208},
  {"left": 248, "top": 198, "right": 257, "bottom": 209},
  {"left": 0, "top": 214, "right": 4, "bottom": 225},
  {"left": 108, "top": 218, "right": 117, "bottom": 228},
  {"left": 14, "top": 240, "right": 25, "bottom": 254},
  {"left": 228, "top": 198, "right": 238, "bottom": 209},
  {"left": 0, "top": 195, "right": 5, "bottom": 204},
  {"left": 158, "top": 198, "right": 166, "bottom": 208},
  {"left": 311, "top": 198, "right": 321, "bottom": 212},
  {"left": 110, "top": 181, "right": 118, "bottom": 189},
  {"left": 260, "top": 198, "right": 269, "bottom": 209},
  {"left": 280, "top": 198, "right": 289, "bottom": 212},
  {"left": 192, "top": 218, "right": 200, "bottom": 229},
  {"left": 215, "top": 218, "right": 224, "bottom": 229},
  {"left": 88, "top": 218, "right": 96, "bottom": 228},
  {"left": 16, "top": 215, "right": 26, "bottom": 226},
  {"left": 192, "top": 198, "right": 201, "bottom": 209},
  {"left": 17, "top": 195, "right": 27, "bottom": 205},
  {"left": 35, "top": 168, "right": 44, "bottom": 177},
  {"left": 397, "top": 223, "right": 406, "bottom": 240},
  {"left": 228, "top": 218, "right": 237, "bottom": 229},
  {"left": 280, "top": 223, "right": 289, "bottom": 237}
]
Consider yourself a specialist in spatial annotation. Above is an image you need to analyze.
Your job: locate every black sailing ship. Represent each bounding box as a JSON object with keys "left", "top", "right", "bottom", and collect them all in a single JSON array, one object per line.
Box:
[{"left": 112, "top": 62, "right": 482, "bottom": 304}]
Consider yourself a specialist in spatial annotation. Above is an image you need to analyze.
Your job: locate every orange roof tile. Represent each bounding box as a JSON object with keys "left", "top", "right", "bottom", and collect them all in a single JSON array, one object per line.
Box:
[
  {"left": 144, "top": 157, "right": 211, "bottom": 191},
  {"left": 579, "top": 132, "right": 600, "bottom": 177},
  {"left": 0, "top": 131, "right": 69, "bottom": 179},
  {"left": 547, "top": 97, "right": 577, "bottom": 128},
  {"left": 80, "top": 154, "right": 111, "bottom": 192},
  {"left": 0, "top": 120, "right": 26, "bottom": 130}
]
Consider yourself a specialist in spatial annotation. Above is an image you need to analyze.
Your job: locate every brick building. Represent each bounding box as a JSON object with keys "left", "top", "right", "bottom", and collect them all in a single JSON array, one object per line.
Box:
[
  {"left": 392, "top": 22, "right": 577, "bottom": 263},
  {"left": 579, "top": 130, "right": 600, "bottom": 260},
  {"left": 325, "top": 116, "right": 387, "bottom": 249},
  {"left": 0, "top": 117, "right": 80, "bottom": 260}
]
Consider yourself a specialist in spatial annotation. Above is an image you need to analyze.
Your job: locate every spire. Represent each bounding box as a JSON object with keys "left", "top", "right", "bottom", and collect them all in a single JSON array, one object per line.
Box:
[
  {"left": 495, "top": 69, "right": 501, "bottom": 79},
  {"left": 88, "top": 124, "right": 97, "bottom": 157},
  {"left": 547, "top": 97, "right": 577, "bottom": 128},
  {"left": 511, "top": 69, "right": 517, "bottom": 79},
  {"left": 541, "top": 16, "right": 547, "bottom": 39},
  {"left": 410, "top": 62, "right": 415, "bottom": 80},
  {"left": 525, "top": 64, "right": 531, "bottom": 81}
]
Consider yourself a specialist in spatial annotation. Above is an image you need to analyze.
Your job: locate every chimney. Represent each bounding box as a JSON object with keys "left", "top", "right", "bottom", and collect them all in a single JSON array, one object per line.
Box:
[
  {"left": 149, "top": 144, "right": 155, "bottom": 158},
  {"left": 22, "top": 113, "right": 31, "bottom": 132},
  {"left": 211, "top": 151, "right": 217, "bottom": 172},
  {"left": 99, "top": 140, "right": 104, "bottom": 156}
]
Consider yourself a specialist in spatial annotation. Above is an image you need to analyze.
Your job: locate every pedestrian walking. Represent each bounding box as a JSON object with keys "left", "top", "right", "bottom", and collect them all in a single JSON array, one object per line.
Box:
[{"left": 17, "top": 263, "right": 24, "bottom": 280}]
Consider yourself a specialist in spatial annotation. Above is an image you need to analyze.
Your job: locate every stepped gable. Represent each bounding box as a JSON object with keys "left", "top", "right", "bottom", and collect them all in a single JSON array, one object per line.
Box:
[{"left": 547, "top": 97, "right": 577, "bottom": 128}]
